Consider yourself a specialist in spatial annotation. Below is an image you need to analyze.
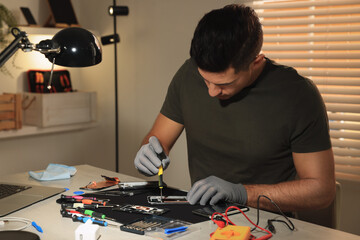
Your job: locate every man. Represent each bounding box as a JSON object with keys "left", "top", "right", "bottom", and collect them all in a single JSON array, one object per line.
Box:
[{"left": 134, "top": 4, "right": 335, "bottom": 212}]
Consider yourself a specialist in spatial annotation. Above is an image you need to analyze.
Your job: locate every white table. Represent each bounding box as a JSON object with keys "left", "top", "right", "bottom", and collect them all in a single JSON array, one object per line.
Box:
[{"left": 1, "top": 165, "right": 359, "bottom": 240}]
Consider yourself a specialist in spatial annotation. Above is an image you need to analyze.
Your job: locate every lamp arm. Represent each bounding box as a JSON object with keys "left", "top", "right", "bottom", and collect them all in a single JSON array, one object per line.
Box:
[
  {"left": 0, "top": 28, "right": 30, "bottom": 67},
  {"left": 0, "top": 28, "right": 61, "bottom": 68}
]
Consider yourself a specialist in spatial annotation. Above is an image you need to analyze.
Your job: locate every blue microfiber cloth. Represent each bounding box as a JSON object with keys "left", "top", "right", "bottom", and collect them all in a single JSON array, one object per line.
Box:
[{"left": 29, "top": 163, "right": 77, "bottom": 181}]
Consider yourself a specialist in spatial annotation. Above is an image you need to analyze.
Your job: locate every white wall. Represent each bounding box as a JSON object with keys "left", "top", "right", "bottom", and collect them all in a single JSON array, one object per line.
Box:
[{"left": 1, "top": 0, "right": 359, "bottom": 236}]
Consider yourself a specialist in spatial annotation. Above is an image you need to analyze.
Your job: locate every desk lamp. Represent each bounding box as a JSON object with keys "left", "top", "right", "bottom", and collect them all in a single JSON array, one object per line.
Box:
[{"left": 0, "top": 27, "right": 102, "bottom": 87}]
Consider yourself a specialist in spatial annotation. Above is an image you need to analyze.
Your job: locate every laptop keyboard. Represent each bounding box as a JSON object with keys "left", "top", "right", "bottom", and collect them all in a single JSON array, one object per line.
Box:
[{"left": 0, "top": 184, "right": 32, "bottom": 200}]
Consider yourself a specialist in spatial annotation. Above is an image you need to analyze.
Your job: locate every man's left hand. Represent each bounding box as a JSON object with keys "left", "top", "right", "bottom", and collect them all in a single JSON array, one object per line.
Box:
[{"left": 186, "top": 176, "right": 247, "bottom": 205}]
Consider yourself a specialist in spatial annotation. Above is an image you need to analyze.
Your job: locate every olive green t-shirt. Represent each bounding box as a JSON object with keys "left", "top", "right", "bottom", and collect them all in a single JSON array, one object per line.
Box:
[{"left": 160, "top": 58, "right": 331, "bottom": 185}]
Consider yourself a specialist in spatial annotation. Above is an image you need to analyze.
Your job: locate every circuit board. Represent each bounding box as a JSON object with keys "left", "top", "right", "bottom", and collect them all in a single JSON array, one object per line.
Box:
[{"left": 112, "top": 204, "right": 169, "bottom": 215}]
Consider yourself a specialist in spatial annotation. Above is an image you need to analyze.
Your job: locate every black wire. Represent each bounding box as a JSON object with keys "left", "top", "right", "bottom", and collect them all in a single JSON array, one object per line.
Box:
[{"left": 252, "top": 194, "right": 295, "bottom": 232}]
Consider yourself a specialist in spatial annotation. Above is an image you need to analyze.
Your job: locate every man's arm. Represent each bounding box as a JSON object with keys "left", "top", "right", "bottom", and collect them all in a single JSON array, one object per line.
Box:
[
  {"left": 245, "top": 148, "right": 336, "bottom": 212},
  {"left": 141, "top": 113, "right": 184, "bottom": 155}
]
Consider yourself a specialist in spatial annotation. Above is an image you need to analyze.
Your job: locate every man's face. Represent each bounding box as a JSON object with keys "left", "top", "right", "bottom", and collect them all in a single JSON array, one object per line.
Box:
[{"left": 198, "top": 66, "right": 254, "bottom": 100}]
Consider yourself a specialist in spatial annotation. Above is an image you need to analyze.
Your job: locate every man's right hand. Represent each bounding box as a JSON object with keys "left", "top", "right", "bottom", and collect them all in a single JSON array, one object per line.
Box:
[{"left": 134, "top": 136, "right": 170, "bottom": 176}]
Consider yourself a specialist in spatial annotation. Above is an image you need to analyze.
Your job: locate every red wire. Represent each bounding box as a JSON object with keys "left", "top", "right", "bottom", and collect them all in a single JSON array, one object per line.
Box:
[{"left": 211, "top": 206, "right": 272, "bottom": 240}]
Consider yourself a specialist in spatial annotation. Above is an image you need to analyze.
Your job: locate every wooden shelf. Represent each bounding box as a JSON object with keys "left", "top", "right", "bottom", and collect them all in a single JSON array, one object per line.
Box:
[
  {"left": 0, "top": 121, "right": 97, "bottom": 140},
  {"left": 19, "top": 26, "right": 62, "bottom": 36},
  {"left": 18, "top": 26, "right": 100, "bottom": 38}
]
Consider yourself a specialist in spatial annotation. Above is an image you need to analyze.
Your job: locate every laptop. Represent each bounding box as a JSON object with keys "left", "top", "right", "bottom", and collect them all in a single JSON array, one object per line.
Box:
[{"left": 0, "top": 182, "right": 65, "bottom": 217}]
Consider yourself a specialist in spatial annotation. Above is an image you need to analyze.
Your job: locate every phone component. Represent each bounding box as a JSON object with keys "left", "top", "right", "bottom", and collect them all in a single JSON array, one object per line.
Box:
[
  {"left": 147, "top": 195, "right": 189, "bottom": 204},
  {"left": 120, "top": 215, "right": 190, "bottom": 236},
  {"left": 80, "top": 175, "right": 120, "bottom": 190},
  {"left": 117, "top": 181, "right": 165, "bottom": 190},
  {"left": 112, "top": 204, "right": 169, "bottom": 215}
]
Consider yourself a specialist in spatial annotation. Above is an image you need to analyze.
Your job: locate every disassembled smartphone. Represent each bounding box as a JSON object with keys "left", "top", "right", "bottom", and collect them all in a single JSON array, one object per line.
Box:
[
  {"left": 147, "top": 195, "right": 189, "bottom": 205},
  {"left": 117, "top": 181, "right": 163, "bottom": 190},
  {"left": 120, "top": 215, "right": 191, "bottom": 236},
  {"left": 113, "top": 204, "right": 169, "bottom": 215},
  {"left": 192, "top": 202, "right": 249, "bottom": 218}
]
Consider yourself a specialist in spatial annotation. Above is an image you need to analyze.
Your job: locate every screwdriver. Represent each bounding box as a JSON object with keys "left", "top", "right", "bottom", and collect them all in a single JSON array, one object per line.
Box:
[
  {"left": 61, "top": 194, "right": 97, "bottom": 200},
  {"left": 61, "top": 203, "right": 115, "bottom": 209},
  {"left": 80, "top": 199, "right": 108, "bottom": 205},
  {"left": 72, "top": 215, "right": 108, "bottom": 227},
  {"left": 156, "top": 150, "right": 167, "bottom": 202},
  {"left": 77, "top": 208, "right": 117, "bottom": 222},
  {"left": 76, "top": 208, "right": 106, "bottom": 219},
  {"left": 158, "top": 165, "right": 164, "bottom": 201},
  {"left": 58, "top": 198, "right": 105, "bottom": 204},
  {"left": 150, "top": 136, "right": 167, "bottom": 202}
]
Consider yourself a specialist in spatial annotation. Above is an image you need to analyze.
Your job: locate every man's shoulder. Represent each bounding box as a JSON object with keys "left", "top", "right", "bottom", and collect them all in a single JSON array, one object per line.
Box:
[
  {"left": 261, "top": 58, "right": 312, "bottom": 87},
  {"left": 178, "top": 58, "right": 198, "bottom": 73},
  {"left": 266, "top": 58, "right": 303, "bottom": 79},
  {"left": 172, "top": 58, "right": 202, "bottom": 84}
]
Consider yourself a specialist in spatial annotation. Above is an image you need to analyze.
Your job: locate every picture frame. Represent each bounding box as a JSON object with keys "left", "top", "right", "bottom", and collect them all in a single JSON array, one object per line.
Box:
[
  {"left": 45, "top": 0, "right": 80, "bottom": 27},
  {"left": 20, "top": 7, "right": 37, "bottom": 26}
]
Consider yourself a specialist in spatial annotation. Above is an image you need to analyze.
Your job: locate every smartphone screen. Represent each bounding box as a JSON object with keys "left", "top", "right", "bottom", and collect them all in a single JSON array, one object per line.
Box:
[
  {"left": 147, "top": 195, "right": 189, "bottom": 204},
  {"left": 192, "top": 202, "right": 249, "bottom": 217}
]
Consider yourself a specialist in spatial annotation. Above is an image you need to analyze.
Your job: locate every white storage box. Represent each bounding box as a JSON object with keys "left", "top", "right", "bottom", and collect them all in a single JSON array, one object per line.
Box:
[{"left": 23, "top": 92, "right": 97, "bottom": 127}]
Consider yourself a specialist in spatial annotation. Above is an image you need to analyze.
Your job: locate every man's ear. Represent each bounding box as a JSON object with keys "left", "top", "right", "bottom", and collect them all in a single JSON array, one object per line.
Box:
[
  {"left": 253, "top": 54, "right": 265, "bottom": 65},
  {"left": 250, "top": 54, "right": 265, "bottom": 71}
]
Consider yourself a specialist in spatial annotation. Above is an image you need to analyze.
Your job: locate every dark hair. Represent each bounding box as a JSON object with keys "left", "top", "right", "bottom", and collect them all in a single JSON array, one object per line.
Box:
[{"left": 190, "top": 4, "right": 263, "bottom": 72}]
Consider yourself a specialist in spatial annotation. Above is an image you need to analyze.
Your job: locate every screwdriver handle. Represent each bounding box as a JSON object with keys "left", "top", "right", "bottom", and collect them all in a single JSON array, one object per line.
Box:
[
  {"left": 91, "top": 218, "right": 108, "bottom": 227},
  {"left": 61, "top": 194, "right": 96, "bottom": 200},
  {"left": 72, "top": 215, "right": 108, "bottom": 226},
  {"left": 82, "top": 199, "right": 106, "bottom": 205},
  {"left": 158, "top": 165, "right": 164, "bottom": 189},
  {"left": 79, "top": 209, "right": 105, "bottom": 219}
]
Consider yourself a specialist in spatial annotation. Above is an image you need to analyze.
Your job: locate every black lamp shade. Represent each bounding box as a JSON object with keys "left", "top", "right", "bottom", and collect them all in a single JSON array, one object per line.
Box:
[{"left": 48, "top": 27, "right": 102, "bottom": 67}]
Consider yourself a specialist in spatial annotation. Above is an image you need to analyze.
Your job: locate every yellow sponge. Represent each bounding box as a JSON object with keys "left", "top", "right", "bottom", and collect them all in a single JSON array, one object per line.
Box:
[{"left": 210, "top": 225, "right": 251, "bottom": 240}]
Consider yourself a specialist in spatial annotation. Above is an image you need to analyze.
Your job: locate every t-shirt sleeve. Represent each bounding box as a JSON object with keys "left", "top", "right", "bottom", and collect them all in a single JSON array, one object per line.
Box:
[
  {"left": 160, "top": 61, "right": 188, "bottom": 125},
  {"left": 290, "top": 79, "right": 332, "bottom": 153}
]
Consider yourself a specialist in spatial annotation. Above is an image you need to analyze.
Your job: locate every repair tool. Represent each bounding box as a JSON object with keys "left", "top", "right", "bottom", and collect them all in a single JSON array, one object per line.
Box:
[
  {"left": 210, "top": 205, "right": 273, "bottom": 240},
  {"left": 31, "top": 221, "right": 43, "bottom": 233},
  {"left": 72, "top": 215, "right": 109, "bottom": 227},
  {"left": 61, "top": 208, "right": 119, "bottom": 226},
  {"left": 91, "top": 189, "right": 150, "bottom": 197},
  {"left": 156, "top": 150, "right": 167, "bottom": 202},
  {"left": 79, "top": 199, "right": 109, "bottom": 205},
  {"left": 58, "top": 198, "right": 109, "bottom": 205},
  {"left": 158, "top": 166, "right": 164, "bottom": 200},
  {"left": 63, "top": 211, "right": 118, "bottom": 228},
  {"left": 61, "top": 203, "right": 116, "bottom": 209},
  {"left": 75, "top": 208, "right": 117, "bottom": 222},
  {"left": 61, "top": 194, "right": 97, "bottom": 200}
]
